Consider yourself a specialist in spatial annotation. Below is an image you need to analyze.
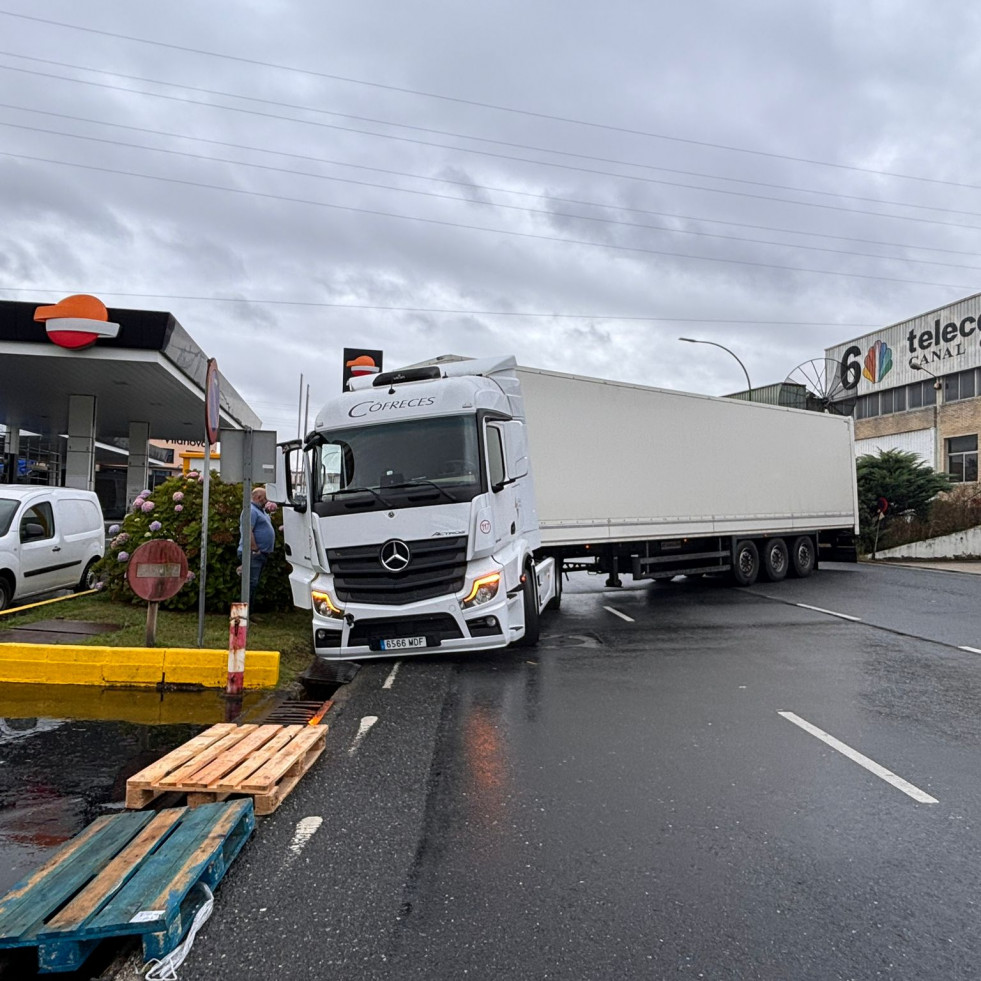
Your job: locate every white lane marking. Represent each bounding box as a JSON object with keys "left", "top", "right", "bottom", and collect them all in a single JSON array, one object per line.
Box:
[
  {"left": 778, "top": 711, "right": 938, "bottom": 804},
  {"left": 288, "top": 816, "right": 323, "bottom": 858},
  {"left": 959, "top": 646, "right": 981, "bottom": 655},
  {"left": 382, "top": 661, "right": 402, "bottom": 689},
  {"left": 349, "top": 715, "right": 378, "bottom": 755},
  {"left": 603, "top": 606, "right": 635, "bottom": 622},
  {"left": 796, "top": 603, "right": 862, "bottom": 622}
]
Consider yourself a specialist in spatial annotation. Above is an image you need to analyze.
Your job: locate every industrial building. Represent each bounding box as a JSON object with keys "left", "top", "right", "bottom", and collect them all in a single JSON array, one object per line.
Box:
[{"left": 825, "top": 292, "right": 981, "bottom": 482}]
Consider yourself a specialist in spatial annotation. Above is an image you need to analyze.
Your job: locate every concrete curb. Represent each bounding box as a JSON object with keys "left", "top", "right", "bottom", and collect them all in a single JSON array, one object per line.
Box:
[{"left": 0, "top": 643, "right": 280, "bottom": 688}]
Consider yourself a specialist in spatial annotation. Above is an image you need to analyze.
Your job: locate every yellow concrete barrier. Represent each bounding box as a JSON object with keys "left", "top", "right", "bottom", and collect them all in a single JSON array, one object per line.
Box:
[{"left": 0, "top": 643, "right": 280, "bottom": 689}]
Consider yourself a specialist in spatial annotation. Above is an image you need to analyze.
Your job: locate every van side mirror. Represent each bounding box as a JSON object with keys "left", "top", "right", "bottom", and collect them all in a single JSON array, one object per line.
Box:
[{"left": 22, "top": 522, "right": 46, "bottom": 540}]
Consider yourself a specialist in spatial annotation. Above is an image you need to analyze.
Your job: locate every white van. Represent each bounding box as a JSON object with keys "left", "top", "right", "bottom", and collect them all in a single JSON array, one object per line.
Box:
[{"left": 0, "top": 487, "right": 105, "bottom": 611}]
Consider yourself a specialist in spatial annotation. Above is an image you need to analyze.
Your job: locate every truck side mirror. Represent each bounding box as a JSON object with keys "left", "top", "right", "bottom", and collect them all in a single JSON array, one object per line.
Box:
[
  {"left": 501, "top": 421, "right": 529, "bottom": 480},
  {"left": 269, "top": 440, "right": 307, "bottom": 512}
]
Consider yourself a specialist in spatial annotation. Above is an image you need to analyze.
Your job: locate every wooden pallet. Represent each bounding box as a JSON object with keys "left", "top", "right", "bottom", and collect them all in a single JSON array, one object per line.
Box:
[
  {"left": 0, "top": 799, "right": 254, "bottom": 973},
  {"left": 126, "top": 723, "right": 327, "bottom": 816}
]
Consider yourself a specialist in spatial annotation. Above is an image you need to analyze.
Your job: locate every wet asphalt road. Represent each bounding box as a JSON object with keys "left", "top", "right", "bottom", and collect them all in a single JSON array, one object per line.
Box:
[
  {"left": 1, "top": 562, "right": 980, "bottom": 979},
  {"left": 161, "top": 561, "right": 981, "bottom": 981}
]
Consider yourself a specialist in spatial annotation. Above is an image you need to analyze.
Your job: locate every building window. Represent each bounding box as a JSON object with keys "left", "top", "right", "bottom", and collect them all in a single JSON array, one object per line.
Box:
[
  {"left": 944, "top": 368, "right": 979, "bottom": 403},
  {"left": 947, "top": 435, "right": 978, "bottom": 482},
  {"left": 856, "top": 393, "right": 879, "bottom": 419}
]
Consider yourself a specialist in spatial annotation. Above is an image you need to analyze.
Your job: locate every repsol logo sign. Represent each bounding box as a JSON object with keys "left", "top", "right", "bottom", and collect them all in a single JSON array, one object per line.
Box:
[
  {"left": 839, "top": 314, "right": 980, "bottom": 389},
  {"left": 348, "top": 397, "right": 435, "bottom": 418}
]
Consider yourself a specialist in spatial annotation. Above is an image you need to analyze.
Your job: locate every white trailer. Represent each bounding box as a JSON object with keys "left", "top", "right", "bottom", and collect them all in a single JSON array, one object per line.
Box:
[{"left": 270, "top": 356, "right": 859, "bottom": 661}]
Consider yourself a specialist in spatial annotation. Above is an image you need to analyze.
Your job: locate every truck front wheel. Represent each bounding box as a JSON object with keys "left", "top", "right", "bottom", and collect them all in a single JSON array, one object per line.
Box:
[
  {"left": 731, "top": 540, "right": 759, "bottom": 586},
  {"left": 761, "top": 538, "right": 788, "bottom": 582},
  {"left": 789, "top": 536, "right": 816, "bottom": 578},
  {"left": 518, "top": 563, "right": 540, "bottom": 647}
]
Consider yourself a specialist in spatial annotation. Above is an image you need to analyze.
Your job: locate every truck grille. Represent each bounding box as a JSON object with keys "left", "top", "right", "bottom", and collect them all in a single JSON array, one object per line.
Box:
[{"left": 327, "top": 536, "right": 468, "bottom": 605}]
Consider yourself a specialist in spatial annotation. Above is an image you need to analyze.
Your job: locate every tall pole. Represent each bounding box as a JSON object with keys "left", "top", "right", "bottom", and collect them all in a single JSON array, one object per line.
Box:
[
  {"left": 196, "top": 439, "right": 210, "bottom": 647},
  {"left": 909, "top": 358, "right": 943, "bottom": 471},
  {"left": 679, "top": 337, "right": 753, "bottom": 401},
  {"left": 296, "top": 373, "right": 304, "bottom": 440}
]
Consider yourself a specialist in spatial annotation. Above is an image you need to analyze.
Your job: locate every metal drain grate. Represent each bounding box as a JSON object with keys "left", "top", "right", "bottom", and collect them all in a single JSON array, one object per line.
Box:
[{"left": 262, "top": 699, "right": 333, "bottom": 725}]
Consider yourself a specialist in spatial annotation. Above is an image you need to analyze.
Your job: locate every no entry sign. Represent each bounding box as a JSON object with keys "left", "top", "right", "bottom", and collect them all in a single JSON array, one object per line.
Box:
[{"left": 126, "top": 540, "right": 189, "bottom": 603}]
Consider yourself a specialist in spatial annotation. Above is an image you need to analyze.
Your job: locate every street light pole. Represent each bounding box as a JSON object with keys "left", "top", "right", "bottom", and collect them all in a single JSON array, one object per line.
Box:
[
  {"left": 909, "top": 357, "right": 944, "bottom": 471},
  {"left": 679, "top": 337, "right": 753, "bottom": 401}
]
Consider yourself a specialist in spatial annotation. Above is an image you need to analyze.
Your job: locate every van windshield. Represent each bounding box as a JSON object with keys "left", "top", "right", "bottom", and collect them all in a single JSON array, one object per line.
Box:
[
  {"left": 0, "top": 498, "right": 18, "bottom": 537},
  {"left": 310, "top": 416, "right": 482, "bottom": 516}
]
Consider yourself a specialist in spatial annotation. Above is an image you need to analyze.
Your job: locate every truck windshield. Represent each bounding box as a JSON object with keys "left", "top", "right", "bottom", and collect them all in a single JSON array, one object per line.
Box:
[
  {"left": 0, "top": 499, "right": 18, "bottom": 538},
  {"left": 310, "top": 415, "right": 482, "bottom": 516}
]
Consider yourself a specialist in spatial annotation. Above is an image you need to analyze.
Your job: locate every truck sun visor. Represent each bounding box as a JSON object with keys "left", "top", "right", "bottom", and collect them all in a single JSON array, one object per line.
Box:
[{"left": 372, "top": 366, "right": 442, "bottom": 387}]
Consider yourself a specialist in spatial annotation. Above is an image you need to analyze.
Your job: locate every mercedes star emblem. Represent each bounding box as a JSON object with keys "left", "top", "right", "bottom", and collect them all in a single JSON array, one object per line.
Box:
[{"left": 379, "top": 539, "right": 411, "bottom": 572}]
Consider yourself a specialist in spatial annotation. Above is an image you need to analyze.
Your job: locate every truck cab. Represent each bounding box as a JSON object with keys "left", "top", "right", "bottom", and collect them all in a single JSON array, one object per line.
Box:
[{"left": 272, "top": 356, "right": 556, "bottom": 661}]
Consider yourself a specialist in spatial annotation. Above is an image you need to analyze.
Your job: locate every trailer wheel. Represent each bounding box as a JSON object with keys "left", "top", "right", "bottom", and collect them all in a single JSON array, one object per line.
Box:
[
  {"left": 731, "top": 540, "right": 759, "bottom": 586},
  {"left": 789, "top": 536, "right": 816, "bottom": 578},
  {"left": 518, "top": 562, "right": 541, "bottom": 646},
  {"left": 761, "top": 538, "right": 789, "bottom": 582},
  {"left": 545, "top": 560, "right": 562, "bottom": 612}
]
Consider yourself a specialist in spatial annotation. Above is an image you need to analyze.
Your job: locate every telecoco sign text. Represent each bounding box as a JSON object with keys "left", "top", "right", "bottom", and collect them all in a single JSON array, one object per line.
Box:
[{"left": 836, "top": 311, "right": 981, "bottom": 391}]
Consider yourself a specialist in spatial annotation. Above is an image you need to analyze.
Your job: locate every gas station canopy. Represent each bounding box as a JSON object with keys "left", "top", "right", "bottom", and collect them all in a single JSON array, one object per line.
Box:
[{"left": 0, "top": 299, "right": 260, "bottom": 439}]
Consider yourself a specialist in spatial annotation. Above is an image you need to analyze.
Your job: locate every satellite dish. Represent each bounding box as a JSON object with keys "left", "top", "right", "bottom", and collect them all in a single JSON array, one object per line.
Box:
[{"left": 783, "top": 358, "right": 856, "bottom": 414}]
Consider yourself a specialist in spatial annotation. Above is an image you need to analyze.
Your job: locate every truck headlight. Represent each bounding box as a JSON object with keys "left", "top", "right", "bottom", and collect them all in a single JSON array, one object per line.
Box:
[
  {"left": 460, "top": 572, "right": 501, "bottom": 609},
  {"left": 312, "top": 589, "right": 344, "bottom": 619}
]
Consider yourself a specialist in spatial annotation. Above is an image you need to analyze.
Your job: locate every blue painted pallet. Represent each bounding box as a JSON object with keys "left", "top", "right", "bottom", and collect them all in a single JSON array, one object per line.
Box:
[{"left": 0, "top": 797, "right": 254, "bottom": 973}]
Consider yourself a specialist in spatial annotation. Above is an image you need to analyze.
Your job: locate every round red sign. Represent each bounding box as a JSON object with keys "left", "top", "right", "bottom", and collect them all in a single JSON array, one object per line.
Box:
[
  {"left": 205, "top": 357, "right": 221, "bottom": 446},
  {"left": 126, "top": 540, "right": 189, "bottom": 602}
]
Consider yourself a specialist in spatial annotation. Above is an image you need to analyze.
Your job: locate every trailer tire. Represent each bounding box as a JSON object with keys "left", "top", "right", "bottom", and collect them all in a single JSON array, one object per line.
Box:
[
  {"left": 761, "top": 538, "right": 789, "bottom": 582},
  {"left": 518, "top": 562, "right": 540, "bottom": 647},
  {"left": 789, "top": 535, "right": 816, "bottom": 579},
  {"left": 545, "top": 560, "right": 562, "bottom": 612},
  {"left": 731, "top": 540, "right": 759, "bottom": 586}
]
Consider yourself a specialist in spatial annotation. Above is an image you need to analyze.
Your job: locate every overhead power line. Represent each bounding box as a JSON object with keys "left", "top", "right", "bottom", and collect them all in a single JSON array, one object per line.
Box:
[
  {"left": 3, "top": 101, "right": 980, "bottom": 260},
  {"left": 2, "top": 149, "right": 979, "bottom": 292},
  {"left": 0, "top": 59, "right": 976, "bottom": 224},
  {"left": 0, "top": 8, "right": 975, "bottom": 192},
  {"left": 7, "top": 118, "right": 981, "bottom": 273},
  {"left": 0, "top": 285, "right": 882, "bottom": 327}
]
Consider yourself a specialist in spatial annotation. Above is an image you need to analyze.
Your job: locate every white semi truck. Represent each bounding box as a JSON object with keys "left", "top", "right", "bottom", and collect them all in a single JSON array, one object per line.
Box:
[{"left": 269, "top": 355, "right": 860, "bottom": 661}]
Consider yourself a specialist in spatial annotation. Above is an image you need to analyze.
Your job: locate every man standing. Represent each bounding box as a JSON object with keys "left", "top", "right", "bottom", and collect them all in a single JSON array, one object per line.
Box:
[{"left": 238, "top": 485, "right": 275, "bottom": 612}]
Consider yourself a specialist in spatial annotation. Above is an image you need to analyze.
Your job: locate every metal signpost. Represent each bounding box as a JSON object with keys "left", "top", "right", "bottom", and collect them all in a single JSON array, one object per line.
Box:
[
  {"left": 219, "top": 428, "right": 277, "bottom": 697},
  {"left": 197, "top": 358, "right": 221, "bottom": 647}
]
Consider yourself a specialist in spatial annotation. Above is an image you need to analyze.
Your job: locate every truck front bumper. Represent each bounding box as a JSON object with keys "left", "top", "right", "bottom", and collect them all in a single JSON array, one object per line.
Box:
[{"left": 311, "top": 589, "right": 520, "bottom": 661}]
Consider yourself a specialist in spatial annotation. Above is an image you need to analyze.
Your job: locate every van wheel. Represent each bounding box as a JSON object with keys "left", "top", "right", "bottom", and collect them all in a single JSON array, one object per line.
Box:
[
  {"left": 77, "top": 559, "right": 99, "bottom": 592},
  {"left": 545, "top": 560, "right": 563, "bottom": 611},
  {"left": 518, "top": 562, "right": 540, "bottom": 647},
  {"left": 0, "top": 576, "right": 12, "bottom": 611},
  {"left": 761, "top": 538, "right": 789, "bottom": 582},
  {"left": 789, "top": 536, "right": 816, "bottom": 578},
  {"left": 731, "top": 540, "right": 760, "bottom": 586}
]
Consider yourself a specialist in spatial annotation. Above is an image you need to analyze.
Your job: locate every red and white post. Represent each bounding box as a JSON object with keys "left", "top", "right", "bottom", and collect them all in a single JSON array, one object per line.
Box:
[{"left": 226, "top": 601, "right": 248, "bottom": 696}]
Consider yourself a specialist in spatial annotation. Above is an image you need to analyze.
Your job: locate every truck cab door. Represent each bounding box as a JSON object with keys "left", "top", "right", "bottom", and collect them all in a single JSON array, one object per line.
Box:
[
  {"left": 483, "top": 422, "right": 522, "bottom": 547},
  {"left": 267, "top": 442, "right": 316, "bottom": 609}
]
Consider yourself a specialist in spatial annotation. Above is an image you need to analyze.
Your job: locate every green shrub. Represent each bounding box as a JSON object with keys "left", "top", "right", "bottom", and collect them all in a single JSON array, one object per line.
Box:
[
  {"left": 856, "top": 449, "right": 953, "bottom": 553},
  {"left": 94, "top": 471, "right": 294, "bottom": 613}
]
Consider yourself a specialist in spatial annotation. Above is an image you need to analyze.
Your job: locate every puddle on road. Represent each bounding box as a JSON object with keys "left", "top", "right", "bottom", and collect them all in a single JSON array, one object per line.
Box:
[{"left": 0, "top": 683, "right": 277, "bottom": 897}]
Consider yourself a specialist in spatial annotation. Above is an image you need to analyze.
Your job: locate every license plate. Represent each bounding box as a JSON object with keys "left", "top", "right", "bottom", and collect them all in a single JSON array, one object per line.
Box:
[{"left": 380, "top": 636, "right": 427, "bottom": 650}]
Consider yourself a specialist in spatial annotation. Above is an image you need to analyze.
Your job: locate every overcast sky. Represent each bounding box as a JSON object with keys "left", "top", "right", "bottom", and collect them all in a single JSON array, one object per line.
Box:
[{"left": 3, "top": 1, "right": 981, "bottom": 439}]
